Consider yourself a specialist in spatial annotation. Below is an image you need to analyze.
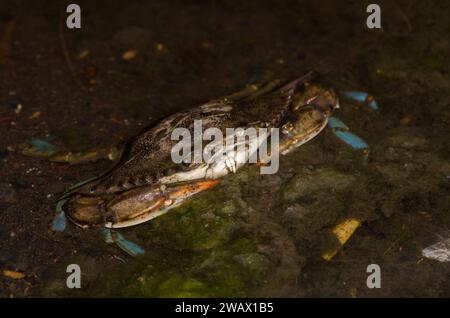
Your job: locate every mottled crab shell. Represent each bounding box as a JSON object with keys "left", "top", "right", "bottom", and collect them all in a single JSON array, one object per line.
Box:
[{"left": 66, "top": 72, "right": 315, "bottom": 198}]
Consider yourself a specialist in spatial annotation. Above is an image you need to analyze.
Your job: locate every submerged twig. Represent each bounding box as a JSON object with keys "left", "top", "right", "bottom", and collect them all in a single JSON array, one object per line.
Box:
[
  {"left": 383, "top": 236, "right": 403, "bottom": 256},
  {"left": 58, "top": 11, "right": 85, "bottom": 91},
  {"left": 393, "top": 2, "right": 412, "bottom": 33},
  {"left": 0, "top": 14, "right": 17, "bottom": 78}
]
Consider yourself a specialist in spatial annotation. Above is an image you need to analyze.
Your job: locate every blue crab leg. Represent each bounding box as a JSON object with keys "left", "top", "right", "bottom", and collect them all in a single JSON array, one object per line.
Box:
[
  {"left": 21, "top": 138, "right": 61, "bottom": 158},
  {"left": 333, "top": 131, "right": 369, "bottom": 151},
  {"left": 52, "top": 200, "right": 145, "bottom": 256},
  {"left": 52, "top": 199, "right": 68, "bottom": 232},
  {"left": 58, "top": 176, "right": 99, "bottom": 200},
  {"left": 20, "top": 138, "right": 121, "bottom": 164},
  {"left": 328, "top": 116, "right": 369, "bottom": 154},
  {"left": 103, "top": 228, "right": 145, "bottom": 257},
  {"left": 327, "top": 116, "right": 349, "bottom": 130},
  {"left": 67, "top": 176, "right": 98, "bottom": 191},
  {"left": 340, "top": 91, "right": 378, "bottom": 111}
]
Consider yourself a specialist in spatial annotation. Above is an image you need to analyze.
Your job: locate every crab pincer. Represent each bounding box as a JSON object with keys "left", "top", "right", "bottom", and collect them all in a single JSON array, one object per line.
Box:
[
  {"left": 103, "top": 179, "right": 221, "bottom": 229},
  {"left": 52, "top": 178, "right": 220, "bottom": 256}
]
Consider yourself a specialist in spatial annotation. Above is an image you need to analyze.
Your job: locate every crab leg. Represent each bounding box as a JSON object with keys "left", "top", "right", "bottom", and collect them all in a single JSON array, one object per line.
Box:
[
  {"left": 327, "top": 116, "right": 370, "bottom": 154},
  {"left": 225, "top": 72, "right": 282, "bottom": 102},
  {"left": 20, "top": 138, "right": 61, "bottom": 158},
  {"left": 49, "top": 146, "right": 121, "bottom": 164},
  {"left": 19, "top": 138, "right": 121, "bottom": 164},
  {"left": 340, "top": 90, "right": 379, "bottom": 111},
  {"left": 51, "top": 199, "right": 68, "bottom": 232},
  {"left": 103, "top": 228, "right": 145, "bottom": 257}
]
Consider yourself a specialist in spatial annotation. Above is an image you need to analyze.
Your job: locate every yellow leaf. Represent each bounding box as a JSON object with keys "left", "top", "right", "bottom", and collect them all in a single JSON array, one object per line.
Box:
[
  {"left": 322, "top": 218, "right": 361, "bottom": 261},
  {"left": 3, "top": 270, "right": 26, "bottom": 279},
  {"left": 333, "top": 218, "right": 361, "bottom": 245}
]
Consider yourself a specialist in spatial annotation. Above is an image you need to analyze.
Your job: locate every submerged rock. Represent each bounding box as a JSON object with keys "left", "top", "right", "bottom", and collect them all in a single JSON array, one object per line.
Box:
[
  {"left": 233, "top": 253, "right": 271, "bottom": 275},
  {"left": 112, "top": 26, "right": 153, "bottom": 48},
  {"left": 0, "top": 183, "right": 17, "bottom": 204},
  {"left": 389, "top": 130, "right": 428, "bottom": 149},
  {"left": 282, "top": 166, "right": 356, "bottom": 202}
]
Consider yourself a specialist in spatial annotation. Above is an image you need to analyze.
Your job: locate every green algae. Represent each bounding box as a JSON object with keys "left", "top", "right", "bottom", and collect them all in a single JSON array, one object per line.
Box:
[{"left": 117, "top": 176, "right": 276, "bottom": 297}]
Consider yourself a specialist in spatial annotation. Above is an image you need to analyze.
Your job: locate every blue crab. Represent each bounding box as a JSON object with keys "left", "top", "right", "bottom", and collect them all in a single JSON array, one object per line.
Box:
[{"left": 22, "top": 72, "right": 378, "bottom": 256}]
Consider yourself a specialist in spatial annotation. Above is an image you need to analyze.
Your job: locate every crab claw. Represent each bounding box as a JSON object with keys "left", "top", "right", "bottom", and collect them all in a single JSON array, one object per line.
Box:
[
  {"left": 62, "top": 179, "right": 220, "bottom": 229},
  {"left": 340, "top": 91, "right": 378, "bottom": 111},
  {"left": 105, "top": 180, "right": 219, "bottom": 228},
  {"left": 65, "top": 196, "right": 106, "bottom": 228},
  {"left": 166, "top": 179, "right": 221, "bottom": 202},
  {"left": 105, "top": 179, "right": 221, "bottom": 229}
]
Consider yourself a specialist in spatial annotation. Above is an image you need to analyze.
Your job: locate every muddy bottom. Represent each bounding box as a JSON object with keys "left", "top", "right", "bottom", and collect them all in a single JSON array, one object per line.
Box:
[{"left": 0, "top": 0, "right": 449, "bottom": 297}]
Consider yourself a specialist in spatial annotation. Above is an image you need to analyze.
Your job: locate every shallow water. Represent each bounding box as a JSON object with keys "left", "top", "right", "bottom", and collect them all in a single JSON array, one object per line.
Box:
[{"left": 0, "top": 0, "right": 449, "bottom": 297}]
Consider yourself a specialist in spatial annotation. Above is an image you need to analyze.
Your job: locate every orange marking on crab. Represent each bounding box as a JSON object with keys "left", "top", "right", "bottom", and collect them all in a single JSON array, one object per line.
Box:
[{"left": 167, "top": 179, "right": 221, "bottom": 200}]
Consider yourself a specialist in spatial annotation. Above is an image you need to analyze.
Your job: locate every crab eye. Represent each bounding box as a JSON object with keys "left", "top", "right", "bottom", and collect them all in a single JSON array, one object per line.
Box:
[
  {"left": 333, "top": 99, "right": 340, "bottom": 109},
  {"left": 105, "top": 213, "right": 115, "bottom": 224},
  {"left": 281, "top": 123, "right": 293, "bottom": 135}
]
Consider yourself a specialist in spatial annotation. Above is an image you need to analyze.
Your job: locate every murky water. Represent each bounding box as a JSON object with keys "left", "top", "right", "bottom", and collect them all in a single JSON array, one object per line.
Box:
[{"left": 0, "top": 0, "right": 449, "bottom": 297}]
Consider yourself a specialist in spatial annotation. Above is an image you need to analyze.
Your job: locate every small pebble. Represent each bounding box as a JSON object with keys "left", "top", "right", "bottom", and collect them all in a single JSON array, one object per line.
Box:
[
  {"left": 76, "top": 49, "right": 89, "bottom": 60},
  {"left": 28, "top": 111, "right": 41, "bottom": 119},
  {"left": 15, "top": 104, "right": 22, "bottom": 114},
  {"left": 122, "top": 50, "right": 138, "bottom": 60},
  {"left": 0, "top": 183, "right": 17, "bottom": 203}
]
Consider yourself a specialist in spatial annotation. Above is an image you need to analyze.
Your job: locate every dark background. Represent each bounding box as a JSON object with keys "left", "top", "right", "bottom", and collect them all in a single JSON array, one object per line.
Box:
[{"left": 0, "top": 0, "right": 449, "bottom": 297}]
